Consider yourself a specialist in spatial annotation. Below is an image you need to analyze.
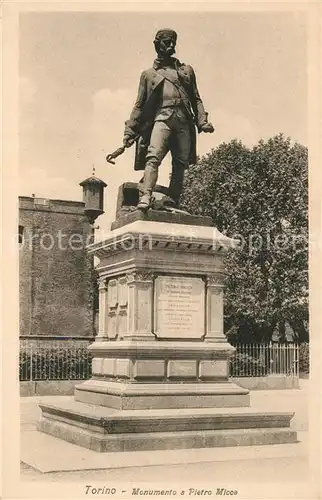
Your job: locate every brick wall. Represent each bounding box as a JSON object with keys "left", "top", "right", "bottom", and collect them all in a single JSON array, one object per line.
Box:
[{"left": 19, "top": 196, "right": 95, "bottom": 337}]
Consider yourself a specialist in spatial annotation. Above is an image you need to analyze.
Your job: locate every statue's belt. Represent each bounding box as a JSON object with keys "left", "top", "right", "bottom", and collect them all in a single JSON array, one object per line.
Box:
[
  {"left": 154, "top": 68, "right": 191, "bottom": 105},
  {"left": 158, "top": 98, "right": 186, "bottom": 108}
]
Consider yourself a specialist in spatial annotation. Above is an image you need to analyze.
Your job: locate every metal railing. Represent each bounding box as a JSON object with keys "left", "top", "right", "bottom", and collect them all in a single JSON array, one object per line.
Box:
[
  {"left": 229, "top": 342, "right": 299, "bottom": 378},
  {"left": 19, "top": 337, "right": 94, "bottom": 381},
  {"left": 19, "top": 338, "right": 299, "bottom": 381}
]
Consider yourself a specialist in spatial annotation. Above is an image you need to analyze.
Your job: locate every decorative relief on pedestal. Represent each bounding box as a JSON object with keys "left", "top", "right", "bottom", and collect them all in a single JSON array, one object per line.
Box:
[
  {"left": 106, "top": 279, "right": 118, "bottom": 339},
  {"left": 205, "top": 273, "right": 226, "bottom": 343},
  {"left": 107, "top": 279, "right": 118, "bottom": 308},
  {"left": 97, "top": 277, "right": 108, "bottom": 338},
  {"left": 125, "top": 270, "right": 155, "bottom": 339},
  {"left": 154, "top": 276, "right": 205, "bottom": 339},
  {"left": 97, "top": 270, "right": 227, "bottom": 343},
  {"left": 118, "top": 276, "right": 128, "bottom": 307},
  {"left": 126, "top": 271, "right": 155, "bottom": 283},
  {"left": 117, "top": 276, "right": 128, "bottom": 339},
  {"left": 206, "top": 273, "right": 226, "bottom": 287},
  {"left": 98, "top": 276, "right": 107, "bottom": 291},
  {"left": 125, "top": 272, "right": 135, "bottom": 284}
]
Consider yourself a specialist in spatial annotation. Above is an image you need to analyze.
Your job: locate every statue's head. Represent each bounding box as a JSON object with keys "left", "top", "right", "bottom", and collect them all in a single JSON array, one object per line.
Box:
[{"left": 153, "top": 29, "right": 177, "bottom": 58}]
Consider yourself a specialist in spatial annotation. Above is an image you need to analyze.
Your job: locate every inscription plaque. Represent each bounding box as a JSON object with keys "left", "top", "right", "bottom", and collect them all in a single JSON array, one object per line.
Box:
[{"left": 154, "top": 276, "right": 205, "bottom": 339}]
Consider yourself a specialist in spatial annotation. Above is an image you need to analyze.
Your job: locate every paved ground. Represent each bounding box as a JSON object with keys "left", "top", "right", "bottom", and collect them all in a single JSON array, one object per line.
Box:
[
  {"left": 20, "top": 380, "right": 311, "bottom": 484},
  {"left": 20, "top": 454, "right": 309, "bottom": 483}
]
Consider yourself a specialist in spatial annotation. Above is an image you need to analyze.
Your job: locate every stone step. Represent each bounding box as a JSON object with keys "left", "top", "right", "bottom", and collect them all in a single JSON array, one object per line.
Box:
[
  {"left": 38, "top": 400, "right": 297, "bottom": 453},
  {"left": 39, "top": 400, "right": 294, "bottom": 434},
  {"left": 38, "top": 416, "right": 297, "bottom": 453}
]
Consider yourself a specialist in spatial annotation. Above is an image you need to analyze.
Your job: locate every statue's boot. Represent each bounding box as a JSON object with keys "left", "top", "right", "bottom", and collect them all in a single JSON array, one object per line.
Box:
[
  {"left": 137, "top": 165, "right": 158, "bottom": 210},
  {"left": 137, "top": 192, "right": 152, "bottom": 210}
]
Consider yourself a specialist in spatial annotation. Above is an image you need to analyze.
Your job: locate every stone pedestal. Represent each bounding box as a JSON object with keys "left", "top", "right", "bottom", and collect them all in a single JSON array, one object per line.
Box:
[{"left": 38, "top": 214, "right": 297, "bottom": 451}]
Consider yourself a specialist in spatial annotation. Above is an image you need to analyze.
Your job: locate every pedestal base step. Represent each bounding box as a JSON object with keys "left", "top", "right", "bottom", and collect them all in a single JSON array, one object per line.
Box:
[
  {"left": 74, "top": 380, "right": 250, "bottom": 409},
  {"left": 38, "top": 400, "right": 297, "bottom": 453}
]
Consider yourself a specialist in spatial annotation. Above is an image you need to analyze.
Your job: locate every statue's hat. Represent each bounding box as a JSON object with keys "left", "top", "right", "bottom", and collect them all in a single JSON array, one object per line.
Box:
[{"left": 154, "top": 29, "right": 177, "bottom": 42}]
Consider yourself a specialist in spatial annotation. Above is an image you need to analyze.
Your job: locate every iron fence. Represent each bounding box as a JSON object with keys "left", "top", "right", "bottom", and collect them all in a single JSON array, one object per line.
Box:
[
  {"left": 230, "top": 343, "right": 299, "bottom": 378},
  {"left": 19, "top": 337, "right": 94, "bottom": 381},
  {"left": 19, "top": 338, "right": 299, "bottom": 381}
]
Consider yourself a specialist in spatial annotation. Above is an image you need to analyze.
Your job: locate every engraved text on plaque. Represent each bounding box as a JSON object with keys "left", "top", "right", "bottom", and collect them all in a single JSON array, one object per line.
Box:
[{"left": 154, "top": 276, "right": 205, "bottom": 339}]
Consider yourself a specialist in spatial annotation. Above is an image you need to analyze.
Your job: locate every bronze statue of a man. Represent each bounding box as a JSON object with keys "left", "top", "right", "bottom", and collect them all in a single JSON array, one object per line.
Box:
[{"left": 123, "top": 28, "right": 214, "bottom": 210}]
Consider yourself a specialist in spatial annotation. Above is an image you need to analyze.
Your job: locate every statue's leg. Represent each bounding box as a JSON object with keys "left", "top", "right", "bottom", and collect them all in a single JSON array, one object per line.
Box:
[
  {"left": 138, "top": 177, "right": 145, "bottom": 199},
  {"left": 138, "top": 120, "right": 170, "bottom": 209},
  {"left": 168, "top": 117, "right": 191, "bottom": 207}
]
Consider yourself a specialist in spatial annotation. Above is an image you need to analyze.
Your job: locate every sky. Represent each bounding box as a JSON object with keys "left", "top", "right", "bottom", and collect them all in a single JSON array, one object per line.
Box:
[{"left": 19, "top": 10, "right": 307, "bottom": 231}]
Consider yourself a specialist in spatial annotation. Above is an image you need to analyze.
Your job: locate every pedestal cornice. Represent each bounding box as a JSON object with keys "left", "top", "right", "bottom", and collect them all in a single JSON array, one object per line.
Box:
[{"left": 87, "top": 220, "right": 240, "bottom": 260}]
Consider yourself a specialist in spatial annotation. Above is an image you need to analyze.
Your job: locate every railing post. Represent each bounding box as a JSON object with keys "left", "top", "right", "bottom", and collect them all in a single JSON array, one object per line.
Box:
[
  {"left": 291, "top": 343, "right": 294, "bottom": 376},
  {"left": 30, "top": 342, "right": 33, "bottom": 382},
  {"left": 286, "top": 343, "right": 289, "bottom": 376},
  {"left": 296, "top": 343, "right": 299, "bottom": 377},
  {"left": 250, "top": 343, "right": 253, "bottom": 377}
]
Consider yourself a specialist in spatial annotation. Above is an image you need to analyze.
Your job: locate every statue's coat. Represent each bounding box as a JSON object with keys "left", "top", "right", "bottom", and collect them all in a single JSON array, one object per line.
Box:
[{"left": 124, "top": 58, "right": 209, "bottom": 171}]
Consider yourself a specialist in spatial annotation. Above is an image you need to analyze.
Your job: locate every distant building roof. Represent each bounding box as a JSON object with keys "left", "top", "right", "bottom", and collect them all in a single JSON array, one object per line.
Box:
[{"left": 79, "top": 175, "right": 107, "bottom": 187}]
